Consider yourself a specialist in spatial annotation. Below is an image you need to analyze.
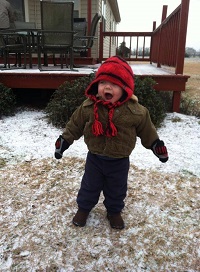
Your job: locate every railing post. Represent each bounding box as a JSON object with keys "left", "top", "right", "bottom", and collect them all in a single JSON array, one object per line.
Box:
[
  {"left": 156, "top": 28, "right": 162, "bottom": 67},
  {"left": 150, "top": 21, "right": 156, "bottom": 63},
  {"left": 87, "top": 0, "right": 92, "bottom": 58},
  {"left": 175, "top": 0, "right": 190, "bottom": 74},
  {"left": 161, "top": 5, "right": 168, "bottom": 22},
  {"left": 157, "top": 5, "right": 168, "bottom": 68}
]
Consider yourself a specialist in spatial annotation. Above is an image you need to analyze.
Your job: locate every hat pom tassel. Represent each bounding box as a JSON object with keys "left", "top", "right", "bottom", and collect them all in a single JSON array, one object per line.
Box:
[{"left": 92, "top": 120, "right": 104, "bottom": 136}]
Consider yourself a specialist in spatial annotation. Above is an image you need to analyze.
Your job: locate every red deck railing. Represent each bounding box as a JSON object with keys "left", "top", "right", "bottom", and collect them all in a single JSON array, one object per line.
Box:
[
  {"left": 99, "top": 0, "right": 190, "bottom": 75},
  {"left": 151, "top": 0, "right": 189, "bottom": 74},
  {"left": 99, "top": 21, "right": 152, "bottom": 62},
  {"left": 151, "top": 5, "right": 181, "bottom": 68}
]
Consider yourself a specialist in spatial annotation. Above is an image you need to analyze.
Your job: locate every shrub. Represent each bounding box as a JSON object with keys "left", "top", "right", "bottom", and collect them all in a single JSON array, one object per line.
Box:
[
  {"left": 158, "top": 91, "right": 173, "bottom": 112},
  {"left": 45, "top": 73, "right": 95, "bottom": 127},
  {"left": 134, "top": 77, "right": 166, "bottom": 127},
  {"left": 180, "top": 94, "right": 200, "bottom": 117},
  {"left": 0, "top": 83, "right": 16, "bottom": 117}
]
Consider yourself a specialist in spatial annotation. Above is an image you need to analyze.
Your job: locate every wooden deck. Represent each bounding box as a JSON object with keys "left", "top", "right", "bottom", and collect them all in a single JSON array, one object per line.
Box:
[
  {"left": 0, "top": 63, "right": 189, "bottom": 112},
  {"left": 0, "top": 65, "right": 98, "bottom": 89},
  {"left": 0, "top": 0, "right": 190, "bottom": 112}
]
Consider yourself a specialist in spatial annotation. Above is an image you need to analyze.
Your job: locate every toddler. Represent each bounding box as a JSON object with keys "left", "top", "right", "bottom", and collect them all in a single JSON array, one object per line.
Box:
[{"left": 55, "top": 56, "right": 168, "bottom": 229}]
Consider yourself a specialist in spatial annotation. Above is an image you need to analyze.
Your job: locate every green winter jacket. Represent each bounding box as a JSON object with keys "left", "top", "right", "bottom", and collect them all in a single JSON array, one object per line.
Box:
[{"left": 62, "top": 97, "right": 159, "bottom": 158}]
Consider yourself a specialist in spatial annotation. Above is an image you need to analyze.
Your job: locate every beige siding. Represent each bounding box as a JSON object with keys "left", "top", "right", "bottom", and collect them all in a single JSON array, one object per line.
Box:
[
  {"left": 103, "top": 0, "right": 117, "bottom": 58},
  {"left": 28, "top": 0, "right": 41, "bottom": 28}
]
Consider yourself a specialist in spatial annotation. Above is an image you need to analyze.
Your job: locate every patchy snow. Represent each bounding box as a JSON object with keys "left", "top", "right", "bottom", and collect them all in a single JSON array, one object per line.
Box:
[
  {"left": 0, "top": 109, "right": 200, "bottom": 177},
  {"left": 0, "top": 66, "right": 98, "bottom": 74},
  {"left": 0, "top": 110, "right": 200, "bottom": 271}
]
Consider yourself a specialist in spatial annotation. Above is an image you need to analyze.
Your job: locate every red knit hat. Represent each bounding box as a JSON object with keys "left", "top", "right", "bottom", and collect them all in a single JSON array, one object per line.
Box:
[
  {"left": 85, "top": 55, "right": 134, "bottom": 102},
  {"left": 85, "top": 56, "right": 135, "bottom": 137}
]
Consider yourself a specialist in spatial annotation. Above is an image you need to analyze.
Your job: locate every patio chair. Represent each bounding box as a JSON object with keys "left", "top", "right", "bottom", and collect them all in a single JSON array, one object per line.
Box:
[
  {"left": 0, "top": 34, "right": 7, "bottom": 68},
  {"left": 73, "top": 13, "right": 101, "bottom": 57},
  {"left": 73, "top": 18, "right": 87, "bottom": 48},
  {"left": 38, "top": 1, "right": 75, "bottom": 70},
  {"left": 0, "top": 31, "right": 27, "bottom": 69}
]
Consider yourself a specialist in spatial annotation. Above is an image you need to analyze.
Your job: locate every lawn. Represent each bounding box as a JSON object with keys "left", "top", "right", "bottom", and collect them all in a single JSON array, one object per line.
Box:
[
  {"left": 183, "top": 58, "right": 200, "bottom": 110},
  {"left": 0, "top": 158, "right": 199, "bottom": 271}
]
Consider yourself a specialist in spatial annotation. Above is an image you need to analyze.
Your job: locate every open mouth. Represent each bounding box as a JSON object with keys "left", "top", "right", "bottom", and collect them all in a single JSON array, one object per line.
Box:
[{"left": 105, "top": 93, "right": 113, "bottom": 100}]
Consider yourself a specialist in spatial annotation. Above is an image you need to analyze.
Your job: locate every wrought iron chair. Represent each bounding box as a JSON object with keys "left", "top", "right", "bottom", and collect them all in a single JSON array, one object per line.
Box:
[
  {"left": 73, "top": 18, "right": 87, "bottom": 48},
  {"left": 0, "top": 31, "right": 27, "bottom": 69},
  {"left": 37, "top": 1, "right": 75, "bottom": 70},
  {"left": 0, "top": 34, "right": 7, "bottom": 68},
  {"left": 73, "top": 13, "right": 101, "bottom": 57},
  {"left": 0, "top": 22, "right": 36, "bottom": 69}
]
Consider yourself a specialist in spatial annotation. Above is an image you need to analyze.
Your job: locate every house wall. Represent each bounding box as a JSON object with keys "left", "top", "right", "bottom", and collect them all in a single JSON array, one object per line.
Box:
[
  {"left": 103, "top": 0, "right": 117, "bottom": 58},
  {"left": 28, "top": 0, "right": 41, "bottom": 28}
]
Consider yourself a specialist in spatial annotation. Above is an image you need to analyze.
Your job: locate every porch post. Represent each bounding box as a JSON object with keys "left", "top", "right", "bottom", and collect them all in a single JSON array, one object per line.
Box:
[
  {"left": 172, "top": 91, "right": 181, "bottom": 112},
  {"left": 87, "top": 0, "right": 92, "bottom": 57},
  {"left": 99, "top": 21, "right": 103, "bottom": 62}
]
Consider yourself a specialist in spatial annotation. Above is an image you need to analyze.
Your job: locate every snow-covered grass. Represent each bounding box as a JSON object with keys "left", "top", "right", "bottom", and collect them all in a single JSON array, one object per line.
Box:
[
  {"left": 1, "top": 109, "right": 200, "bottom": 177},
  {"left": 0, "top": 109, "right": 200, "bottom": 271}
]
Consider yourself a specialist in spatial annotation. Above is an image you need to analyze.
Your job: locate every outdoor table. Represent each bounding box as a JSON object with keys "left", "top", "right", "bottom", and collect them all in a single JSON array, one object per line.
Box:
[{"left": 16, "top": 29, "right": 39, "bottom": 68}]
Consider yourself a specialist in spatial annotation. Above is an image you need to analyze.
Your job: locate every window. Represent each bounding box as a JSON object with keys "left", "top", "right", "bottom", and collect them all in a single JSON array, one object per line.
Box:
[
  {"left": 8, "top": 0, "right": 25, "bottom": 21},
  {"left": 54, "top": 0, "right": 80, "bottom": 18},
  {"left": 55, "top": 0, "right": 79, "bottom": 9}
]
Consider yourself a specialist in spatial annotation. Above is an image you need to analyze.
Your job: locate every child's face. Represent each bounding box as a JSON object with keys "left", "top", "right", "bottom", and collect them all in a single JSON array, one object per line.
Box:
[{"left": 98, "top": 80, "right": 123, "bottom": 104}]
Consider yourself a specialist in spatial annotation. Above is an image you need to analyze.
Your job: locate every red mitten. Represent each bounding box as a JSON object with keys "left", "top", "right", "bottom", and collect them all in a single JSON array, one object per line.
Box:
[
  {"left": 151, "top": 139, "right": 168, "bottom": 163},
  {"left": 55, "top": 135, "right": 70, "bottom": 159}
]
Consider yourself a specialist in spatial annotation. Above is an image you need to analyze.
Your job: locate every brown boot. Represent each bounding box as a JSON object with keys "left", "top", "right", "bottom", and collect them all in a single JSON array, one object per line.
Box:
[
  {"left": 73, "top": 209, "right": 89, "bottom": 227},
  {"left": 107, "top": 213, "right": 125, "bottom": 229}
]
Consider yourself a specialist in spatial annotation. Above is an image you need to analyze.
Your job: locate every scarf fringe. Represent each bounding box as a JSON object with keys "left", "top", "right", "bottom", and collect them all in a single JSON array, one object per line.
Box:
[
  {"left": 92, "top": 119, "right": 104, "bottom": 136},
  {"left": 92, "top": 100, "right": 119, "bottom": 137}
]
